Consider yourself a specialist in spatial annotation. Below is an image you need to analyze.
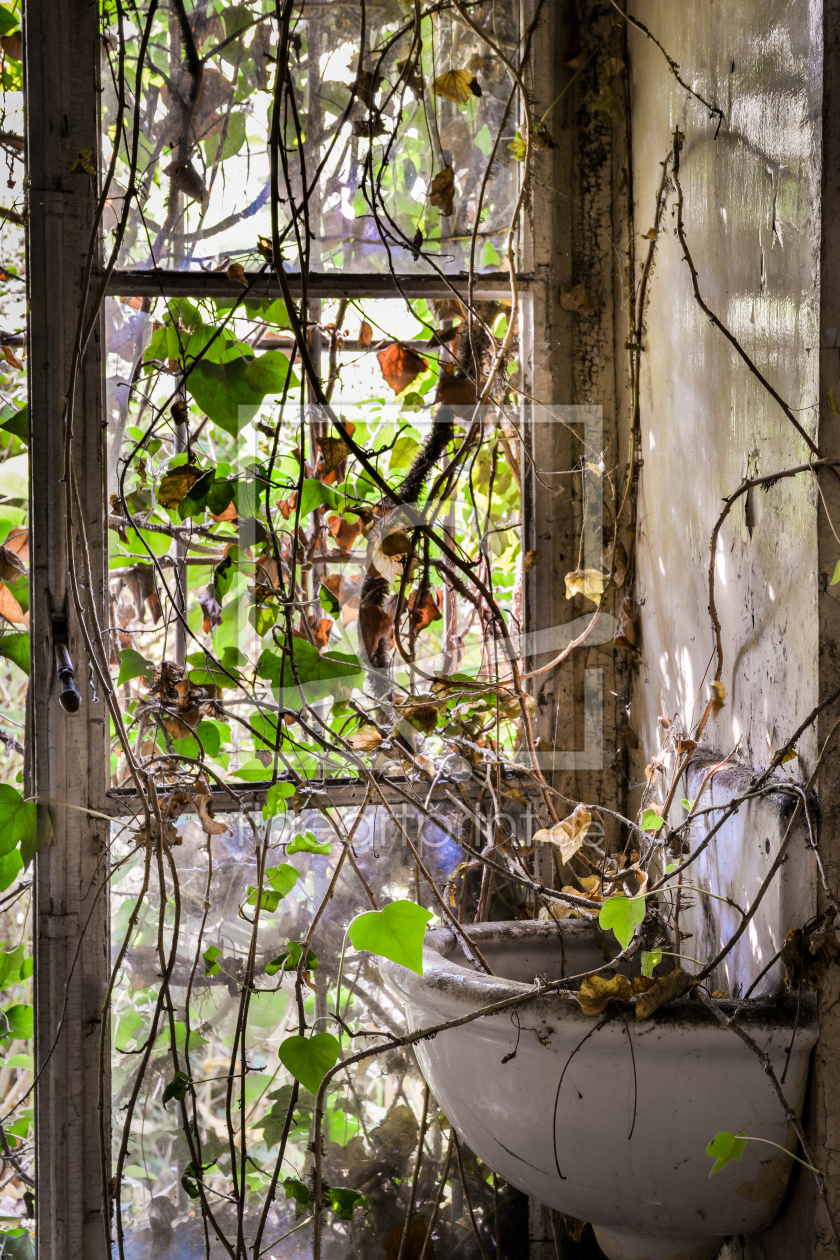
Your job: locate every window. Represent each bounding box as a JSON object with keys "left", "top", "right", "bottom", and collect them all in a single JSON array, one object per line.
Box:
[{"left": 22, "top": 3, "right": 589, "bottom": 1258}]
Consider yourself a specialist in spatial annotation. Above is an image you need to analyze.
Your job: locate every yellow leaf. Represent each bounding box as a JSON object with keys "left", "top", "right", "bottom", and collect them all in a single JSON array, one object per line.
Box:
[
  {"left": 347, "top": 726, "right": 383, "bottom": 752},
  {"left": 780, "top": 748, "right": 798, "bottom": 765},
  {"left": 710, "top": 680, "right": 726, "bottom": 717},
  {"left": 522, "top": 549, "right": 541, "bottom": 572},
  {"left": 432, "top": 69, "right": 481, "bottom": 105},
  {"left": 533, "top": 804, "right": 592, "bottom": 863},
  {"left": 828, "top": 389, "right": 839, "bottom": 414},
  {"left": 565, "top": 568, "right": 609, "bottom": 604},
  {"left": 157, "top": 466, "right": 202, "bottom": 510},
  {"left": 577, "top": 973, "right": 632, "bottom": 1016}
]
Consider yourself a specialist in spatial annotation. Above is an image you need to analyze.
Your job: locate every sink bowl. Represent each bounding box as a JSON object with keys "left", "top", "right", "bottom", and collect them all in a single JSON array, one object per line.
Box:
[{"left": 381, "top": 919, "right": 817, "bottom": 1260}]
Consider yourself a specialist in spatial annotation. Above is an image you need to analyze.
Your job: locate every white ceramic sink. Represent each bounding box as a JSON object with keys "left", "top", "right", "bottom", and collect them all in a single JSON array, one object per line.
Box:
[{"left": 381, "top": 919, "right": 817, "bottom": 1260}]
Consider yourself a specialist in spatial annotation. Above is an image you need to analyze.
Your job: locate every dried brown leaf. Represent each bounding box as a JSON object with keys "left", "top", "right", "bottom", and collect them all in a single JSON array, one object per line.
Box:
[
  {"left": 376, "top": 343, "right": 428, "bottom": 395},
  {"left": 577, "top": 973, "right": 632, "bottom": 1016},
  {"left": 0, "top": 544, "right": 25, "bottom": 582},
  {"left": 347, "top": 725, "right": 383, "bottom": 752},
  {"left": 318, "top": 435, "right": 350, "bottom": 475},
  {"left": 634, "top": 968, "right": 696, "bottom": 1021},
  {"left": 0, "top": 581, "right": 24, "bottom": 624},
  {"left": 522, "top": 549, "right": 541, "bottom": 572},
  {"left": 560, "top": 283, "right": 600, "bottom": 317},
  {"left": 358, "top": 320, "right": 373, "bottom": 348},
  {"left": 157, "top": 465, "right": 201, "bottom": 509},
  {"left": 429, "top": 166, "right": 456, "bottom": 216},
  {"left": 533, "top": 804, "right": 592, "bottom": 863}
]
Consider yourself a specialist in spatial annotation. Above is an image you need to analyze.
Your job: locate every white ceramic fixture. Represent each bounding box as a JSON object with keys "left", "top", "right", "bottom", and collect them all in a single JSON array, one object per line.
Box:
[{"left": 382, "top": 920, "right": 816, "bottom": 1260}]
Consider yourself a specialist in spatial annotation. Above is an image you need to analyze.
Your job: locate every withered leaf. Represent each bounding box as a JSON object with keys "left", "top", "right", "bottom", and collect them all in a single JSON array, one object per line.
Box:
[
  {"left": 164, "top": 159, "right": 207, "bottom": 204},
  {"left": 157, "top": 465, "right": 202, "bottom": 509},
  {"left": 565, "top": 568, "right": 609, "bottom": 604},
  {"left": 347, "top": 725, "right": 383, "bottom": 752},
  {"left": 635, "top": 968, "right": 696, "bottom": 1021},
  {"left": 318, "top": 435, "right": 350, "bottom": 475},
  {"left": 0, "top": 545, "right": 26, "bottom": 583},
  {"left": 533, "top": 804, "right": 592, "bottom": 864},
  {"left": 399, "top": 703, "right": 441, "bottom": 736},
  {"left": 522, "top": 549, "right": 541, "bottom": 573},
  {"left": 358, "top": 320, "right": 373, "bottom": 348},
  {"left": 353, "top": 69, "right": 384, "bottom": 108},
  {"left": 0, "top": 581, "right": 24, "bottom": 624},
  {"left": 327, "top": 514, "right": 362, "bottom": 551},
  {"left": 198, "top": 584, "right": 222, "bottom": 634},
  {"left": 577, "top": 973, "right": 632, "bottom": 1016},
  {"left": 432, "top": 69, "right": 481, "bottom": 104},
  {"left": 782, "top": 913, "right": 840, "bottom": 988},
  {"left": 436, "top": 372, "right": 477, "bottom": 406},
  {"left": 380, "top": 529, "right": 413, "bottom": 558},
  {"left": 350, "top": 116, "right": 389, "bottom": 139},
  {"left": 710, "top": 680, "right": 726, "bottom": 717},
  {"left": 171, "top": 399, "right": 189, "bottom": 428},
  {"left": 613, "top": 594, "right": 638, "bottom": 650},
  {"left": 429, "top": 166, "right": 456, "bottom": 217},
  {"left": 376, "top": 343, "right": 428, "bottom": 395},
  {"left": 1, "top": 345, "right": 22, "bottom": 371},
  {"left": 408, "top": 587, "right": 443, "bottom": 632},
  {"left": 226, "top": 262, "right": 247, "bottom": 286},
  {"left": 410, "top": 228, "right": 423, "bottom": 261}
]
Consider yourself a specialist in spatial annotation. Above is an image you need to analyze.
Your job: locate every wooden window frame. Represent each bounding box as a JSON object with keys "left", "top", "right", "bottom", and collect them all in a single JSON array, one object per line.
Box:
[{"left": 24, "top": 2, "right": 559, "bottom": 1255}]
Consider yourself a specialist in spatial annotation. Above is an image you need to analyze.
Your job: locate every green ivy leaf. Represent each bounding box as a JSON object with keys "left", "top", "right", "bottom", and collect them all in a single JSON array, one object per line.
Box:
[
  {"left": 162, "top": 1070, "right": 190, "bottom": 1108},
  {"left": 680, "top": 798, "right": 695, "bottom": 812},
  {"left": 246, "top": 864, "right": 299, "bottom": 912},
  {"left": 641, "top": 948, "right": 662, "bottom": 978},
  {"left": 181, "top": 1162, "right": 201, "bottom": 1199},
  {"left": 262, "top": 781, "right": 295, "bottom": 819},
  {"left": 177, "top": 469, "right": 216, "bottom": 520},
  {"left": 325, "top": 1187, "right": 368, "bottom": 1220},
  {"left": 283, "top": 1175, "right": 311, "bottom": 1217},
  {"left": 0, "top": 1003, "right": 32, "bottom": 1044},
  {"left": 116, "top": 648, "right": 155, "bottom": 687},
  {"left": 245, "top": 349, "right": 294, "bottom": 395},
  {"left": 640, "top": 808, "right": 664, "bottom": 833},
  {"left": 348, "top": 900, "right": 433, "bottom": 976},
  {"left": 288, "top": 831, "right": 332, "bottom": 856},
  {"left": 706, "top": 1130, "right": 747, "bottom": 1177},
  {"left": 278, "top": 1032, "right": 340, "bottom": 1094},
  {"left": 598, "top": 895, "right": 646, "bottom": 950},
  {"left": 267, "top": 942, "right": 319, "bottom": 976},
  {"left": 0, "top": 786, "right": 36, "bottom": 860},
  {"left": 187, "top": 358, "right": 263, "bottom": 437},
  {"left": 0, "top": 632, "right": 28, "bottom": 676},
  {"left": 0, "top": 849, "right": 22, "bottom": 892},
  {"left": 298, "top": 478, "right": 341, "bottom": 516},
  {"left": 256, "top": 640, "right": 363, "bottom": 708},
  {"left": 203, "top": 944, "right": 222, "bottom": 977}
]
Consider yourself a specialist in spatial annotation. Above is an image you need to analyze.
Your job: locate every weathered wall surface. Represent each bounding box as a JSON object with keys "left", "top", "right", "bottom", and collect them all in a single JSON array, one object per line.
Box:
[
  {"left": 626, "top": 2, "right": 836, "bottom": 1257},
  {"left": 630, "top": 0, "right": 821, "bottom": 772}
]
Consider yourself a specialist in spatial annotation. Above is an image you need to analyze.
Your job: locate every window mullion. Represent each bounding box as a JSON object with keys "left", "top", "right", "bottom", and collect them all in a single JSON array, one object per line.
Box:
[{"left": 27, "top": 2, "right": 110, "bottom": 1258}]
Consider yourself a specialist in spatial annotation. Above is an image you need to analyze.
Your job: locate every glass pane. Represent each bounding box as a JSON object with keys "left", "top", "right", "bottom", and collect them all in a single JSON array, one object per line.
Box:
[
  {"left": 101, "top": 2, "right": 520, "bottom": 274},
  {"left": 110, "top": 795, "right": 531, "bottom": 1257},
  {"left": 104, "top": 293, "right": 524, "bottom": 785}
]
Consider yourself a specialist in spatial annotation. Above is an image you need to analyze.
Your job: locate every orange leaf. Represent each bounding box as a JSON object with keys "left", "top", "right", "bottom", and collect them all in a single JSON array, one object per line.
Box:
[
  {"left": 437, "top": 372, "right": 477, "bottom": 406},
  {"left": 327, "top": 514, "right": 362, "bottom": 550},
  {"left": 0, "top": 580, "right": 25, "bottom": 624},
  {"left": 429, "top": 166, "right": 455, "bottom": 216},
  {"left": 311, "top": 617, "right": 332, "bottom": 650},
  {"left": 358, "top": 321, "right": 373, "bottom": 348},
  {"left": 376, "top": 344, "right": 428, "bottom": 395},
  {"left": 4, "top": 528, "right": 28, "bottom": 564},
  {"left": 157, "top": 465, "right": 202, "bottom": 509},
  {"left": 1, "top": 345, "right": 23, "bottom": 371},
  {"left": 408, "top": 587, "right": 443, "bottom": 632}
]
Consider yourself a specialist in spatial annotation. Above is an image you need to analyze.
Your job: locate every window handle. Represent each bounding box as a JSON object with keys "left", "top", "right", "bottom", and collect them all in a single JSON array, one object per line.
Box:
[{"left": 54, "top": 642, "right": 81, "bottom": 714}]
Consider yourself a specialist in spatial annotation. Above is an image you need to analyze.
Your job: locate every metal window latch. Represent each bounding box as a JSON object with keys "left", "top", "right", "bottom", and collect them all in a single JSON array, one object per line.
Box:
[{"left": 53, "top": 636, "right": 81, "bottom": 714}]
